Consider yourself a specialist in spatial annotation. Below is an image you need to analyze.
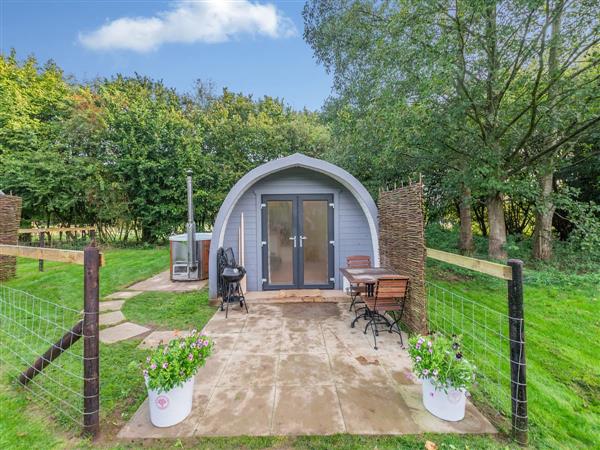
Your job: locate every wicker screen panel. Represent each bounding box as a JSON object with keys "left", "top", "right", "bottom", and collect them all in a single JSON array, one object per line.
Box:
[
  {"left": 0, "top": 194, "right": 22, "bottom": 281},
  {"left": 378, "top": 182, "right": 427, "bottom": 334}
]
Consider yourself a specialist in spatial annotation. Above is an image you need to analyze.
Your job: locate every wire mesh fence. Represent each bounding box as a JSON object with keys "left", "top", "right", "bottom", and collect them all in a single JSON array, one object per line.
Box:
[
  {"left": 0, "top": 245, "right": 100, "bottom": 435},
  {"left": 426, "top": 279, "right": 527, "bottom": 442},
  {"left": 0, "top": 284, "right": 86, "bottom": 428}
]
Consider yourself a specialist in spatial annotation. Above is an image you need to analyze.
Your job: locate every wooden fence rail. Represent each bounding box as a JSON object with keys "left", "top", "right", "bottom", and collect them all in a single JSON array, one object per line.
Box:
[
  {"left": 426, "top": 247, "right": 513, "bottom": 280},
  {"left": 17, "top": 227, "right": 96, "bottom": 272},
  {"left": 0, "top": 245, "right": 105, "bottom": 267}
]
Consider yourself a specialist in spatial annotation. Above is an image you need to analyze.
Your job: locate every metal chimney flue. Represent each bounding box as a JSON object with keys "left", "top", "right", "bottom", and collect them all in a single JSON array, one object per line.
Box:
[{"left": 186, "top": 169, "right": 198, "bottom": 273}]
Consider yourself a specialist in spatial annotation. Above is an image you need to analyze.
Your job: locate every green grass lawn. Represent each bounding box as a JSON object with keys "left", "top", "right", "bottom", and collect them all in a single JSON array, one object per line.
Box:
[
  {"left": 1, "top": 246, "right": 597, "bottom": 448},
  {"left": 122, "top": 291, "right": 216, "bottom": 330},
  {"left": 427, "top": 261, "right": 600, "bottom": 449}
]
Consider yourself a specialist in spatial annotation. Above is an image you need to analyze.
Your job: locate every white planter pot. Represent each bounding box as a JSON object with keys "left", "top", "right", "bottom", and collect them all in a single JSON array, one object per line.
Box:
[
  {"left": 422, "top": 378, "right": 466, "bottom": 421},
  {"left": 146, "top": 376, "right": 194, "bottom": 427}
]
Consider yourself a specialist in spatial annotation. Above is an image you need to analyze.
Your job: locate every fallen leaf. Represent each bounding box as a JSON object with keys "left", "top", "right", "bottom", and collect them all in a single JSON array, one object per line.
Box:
[{"left": 425, "top": 440, "right": 438, "bottom": 450}]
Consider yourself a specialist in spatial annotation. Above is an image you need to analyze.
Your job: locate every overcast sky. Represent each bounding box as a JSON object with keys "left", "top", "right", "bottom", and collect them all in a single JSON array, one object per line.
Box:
[{"left": 0, "top": 0, "right": 333, "bottom": 111}]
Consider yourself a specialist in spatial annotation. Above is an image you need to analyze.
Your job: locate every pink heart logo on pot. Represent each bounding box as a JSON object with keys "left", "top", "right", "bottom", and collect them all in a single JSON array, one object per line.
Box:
[{"left": 156, "top": 395, "right": 170, "bottom": 410}]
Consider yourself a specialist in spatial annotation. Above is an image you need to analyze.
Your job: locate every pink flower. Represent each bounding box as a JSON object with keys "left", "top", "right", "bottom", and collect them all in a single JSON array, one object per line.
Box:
[
  {"left": 188, "top": 353, "right": 194, "bottom": 361},
  {"left": 203, "top": 340, "right": 209, "bottom": 347},
  {"left": 162, "top": 362, "right": 168, "bottom": 369},
  {"left": 416, "top": 356, "right": 422, "bottom": 362},
  {"left": 190, "top": 342, "right": 197, "bottom": 348},
  {"left": 143, "top": 370, "right": 148, "bottom": 376},
  {"left": 150, "top": 363, "right": 157, "bottom": 370}
]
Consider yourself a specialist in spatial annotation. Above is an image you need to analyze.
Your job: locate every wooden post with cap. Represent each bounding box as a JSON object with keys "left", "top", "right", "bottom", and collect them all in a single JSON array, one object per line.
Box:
[
  {"left": 83, "top": 243, "right": 100, "bottom": 437},
  {"left": 507, "top": 259, "right": 527, "bottom": 445}
]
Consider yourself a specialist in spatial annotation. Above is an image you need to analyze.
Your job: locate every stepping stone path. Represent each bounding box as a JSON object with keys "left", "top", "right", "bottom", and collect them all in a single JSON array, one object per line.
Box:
[
  {"left": 100, "top": 300, "right": 125, "bottom": 312},
  {"left": 100, "top": 310, "right": 126, "bottom": 326},
  {"left": 98, "top": 270, "right": 205, "bottom": 344},
  {"left": 100, "top": 322, "right": 150, "bottom": 344},
  {"left": 105, "top": 291, "right": 143, "bottom": 299}
]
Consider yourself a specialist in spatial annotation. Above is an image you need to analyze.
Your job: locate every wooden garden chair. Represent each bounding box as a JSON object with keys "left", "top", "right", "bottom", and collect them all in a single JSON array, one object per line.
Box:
[
  {"left": 346, "top": 255, "right": 371, "bottom": 312},
  {"left": 362, "top": 276, "right": 409, "bottom": 350}
]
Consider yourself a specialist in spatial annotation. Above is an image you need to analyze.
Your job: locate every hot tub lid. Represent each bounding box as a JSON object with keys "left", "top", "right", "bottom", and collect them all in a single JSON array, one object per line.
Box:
[{"left": 169, "top": 232, "right": 212, "bottom": 242}]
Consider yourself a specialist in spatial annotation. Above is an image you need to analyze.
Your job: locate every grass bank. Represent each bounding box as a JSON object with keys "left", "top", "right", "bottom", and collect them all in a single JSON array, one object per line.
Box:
[{"left": 425, "top": 226, "right": 599, "bottom": 448}]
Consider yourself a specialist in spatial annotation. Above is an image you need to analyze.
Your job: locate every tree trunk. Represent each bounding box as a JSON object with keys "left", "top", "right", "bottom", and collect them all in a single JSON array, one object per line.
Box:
[
  {"left": 532, "top": 171, "right": 555, "bottom": 260},
  {"left": 487, "top": 192, "right": 507, "bottom": 260},
  {"left": 532, "top": 1, "right": 563, "bottom": 261},
  {"left": 458, "top": 187, "right": 474, "bottom": 255},
  {"left": 473, "top": 202, "right": 488, "bottom": 236}
]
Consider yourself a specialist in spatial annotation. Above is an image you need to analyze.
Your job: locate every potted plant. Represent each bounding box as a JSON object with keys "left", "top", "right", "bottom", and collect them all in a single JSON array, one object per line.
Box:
[
  {"left": 142, "top": 330, "right": 213, "bottom": 427},
  {"left": 407, "top": 333, "right": 476, "bottom": 421}
]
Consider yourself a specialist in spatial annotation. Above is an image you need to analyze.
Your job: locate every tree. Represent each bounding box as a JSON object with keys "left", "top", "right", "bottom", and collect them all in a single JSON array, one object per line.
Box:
[{"left": 304, "top": 0, "right": 600, "bottom": 259}]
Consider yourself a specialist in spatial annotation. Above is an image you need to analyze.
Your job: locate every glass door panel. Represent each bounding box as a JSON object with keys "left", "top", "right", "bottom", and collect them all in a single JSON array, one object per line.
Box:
[
  {"left": 266, "top": 200, "right": 295, "bottom": 286},
  {"left": 301, "top": 200, "right": 329, "bottom": 285}
]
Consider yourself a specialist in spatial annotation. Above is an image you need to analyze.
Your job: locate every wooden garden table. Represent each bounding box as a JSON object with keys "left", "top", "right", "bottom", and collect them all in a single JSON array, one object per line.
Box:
[{"left": 339, "top": 267, "right": 409, "bottom": 295}]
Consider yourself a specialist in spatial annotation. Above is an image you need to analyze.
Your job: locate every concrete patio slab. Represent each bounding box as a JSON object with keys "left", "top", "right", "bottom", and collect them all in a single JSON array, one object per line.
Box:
[
  {"left": 99, "top": 310, "right": 126, "bottom": 326},
  {"left": 233, "top": 331, "right": 282, "bottom": 354},
  {"left": 329, "top": 353, "right": 392, "bottom": 387},
  {"left": 194, "top": 355, "right": 229, "bottom": 387},
  {"left": 105, "top": 291, "right": 142, "bottom": 300},
  {"left": 99, "top": 300, "right": 124, "bottom": 312},
  {"left": 100, "top": 322, "right": 150, "bottom": 344},
  {"left": 220, "top": 354, "right": 278, "bottom": 387},
  {"left": 336, "top": 383, "right": 418, "bottom": 434},
  {"left": 272, "top": 385, "right": 345, "bottom": 435},
  {"left": 280, "top": 328, "right": 327, "bottom": 354},
  {"left": 201, "top": 317, "right": 246, "bottom": 335},
  {"left": 127, "top": 270, "right": 207, "bottom": 292},
  {"left": 210, "top": 334, "right": 238, "bottom": 355},
  {"left": 242, "top": 315, "right": 283, "bottom": 333},
  {"left": 193, "top": 386, "right": 275, "bottom": 436},
  {"left": 277, "top": 353, "right": 333, "bottom": 386},
  {"left": 120, "top": 302, "right": 497, "bottom": 439}
]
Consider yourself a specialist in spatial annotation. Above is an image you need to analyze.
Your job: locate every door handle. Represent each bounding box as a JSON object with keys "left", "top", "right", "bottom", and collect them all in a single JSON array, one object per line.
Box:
[
  {"left": 289, "top": 236, "right": 297, "bottom": 248},
  {"left": 299, "top": 235, "right": 307, "bottom": 248}
]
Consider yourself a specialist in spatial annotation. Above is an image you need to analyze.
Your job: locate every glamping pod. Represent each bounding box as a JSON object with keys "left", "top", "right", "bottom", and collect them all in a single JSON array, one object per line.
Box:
[{"left": 209, "top": 153, "right": 379, "bottom": 299}]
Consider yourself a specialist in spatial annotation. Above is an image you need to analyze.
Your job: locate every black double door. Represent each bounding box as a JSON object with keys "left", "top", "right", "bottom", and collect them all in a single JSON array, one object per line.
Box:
[{"left": 261, "top": 194, "right": 334, "bottom": 290}]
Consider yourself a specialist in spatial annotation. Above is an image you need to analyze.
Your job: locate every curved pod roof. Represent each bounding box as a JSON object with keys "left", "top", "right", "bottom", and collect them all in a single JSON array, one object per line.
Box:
[{"left": 209, "top": 153, "right": 379, "bottom": 297}]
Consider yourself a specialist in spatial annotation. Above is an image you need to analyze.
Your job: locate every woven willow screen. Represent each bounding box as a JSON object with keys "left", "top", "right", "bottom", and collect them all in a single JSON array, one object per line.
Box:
[
  {"left": 0, "top": 194, "right": 22, "bottom": 281},
  {"left": 378, "top": 182, "right": 427, "bottom": 334}
]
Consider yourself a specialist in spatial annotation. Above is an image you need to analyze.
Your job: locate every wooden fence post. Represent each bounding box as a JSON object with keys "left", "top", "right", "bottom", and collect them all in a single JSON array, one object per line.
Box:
[
  {"left": 83, "top": 244, "right": 100, "bottom": 437},
  {"left": 38, "top": 232, "right": 45, "bottom": 272},
  {"left": 507, "top": 259, "right": 527, "bottom": 445}
]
